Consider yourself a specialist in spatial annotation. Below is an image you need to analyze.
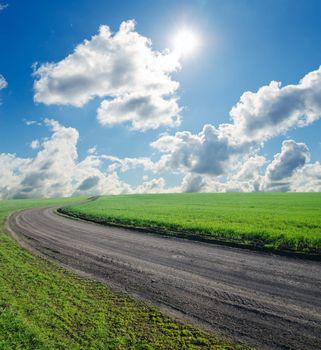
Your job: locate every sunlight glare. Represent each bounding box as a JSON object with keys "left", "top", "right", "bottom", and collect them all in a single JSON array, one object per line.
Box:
[{"left": 172, "top": 29, "right": 200, "bottom": 57}]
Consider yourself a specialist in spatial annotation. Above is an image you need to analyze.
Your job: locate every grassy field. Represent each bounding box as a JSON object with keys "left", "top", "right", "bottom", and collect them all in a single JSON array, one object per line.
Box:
[
  {"left": 61, "top": 193, "right": 321, "bottom": 255},
  {"left": 0, "top": 197, "right": 247, "bottom": 350}
]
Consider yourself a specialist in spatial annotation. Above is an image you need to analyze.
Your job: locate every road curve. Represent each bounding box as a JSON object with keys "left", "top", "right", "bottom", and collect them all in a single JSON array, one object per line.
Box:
[{"left": 8, "top": 207, "right": 321, "bottom": 350}]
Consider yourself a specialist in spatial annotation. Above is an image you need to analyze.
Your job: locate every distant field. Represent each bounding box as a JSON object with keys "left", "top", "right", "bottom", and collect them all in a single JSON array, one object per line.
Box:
[
  {"left": 62, "top": 193, "right": 321, "bottom": 255},
  {"left": 1, "top": 197, "right": 244, "bottom": 349}
]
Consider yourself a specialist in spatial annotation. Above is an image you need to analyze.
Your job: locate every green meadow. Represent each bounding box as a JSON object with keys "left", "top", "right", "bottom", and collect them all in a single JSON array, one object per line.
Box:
[
  {"left": 0, "top": 197, "right": 247, "bottom": 350},
  {"left": 62, "top": 193, "right": 321, "bottom": 255}
]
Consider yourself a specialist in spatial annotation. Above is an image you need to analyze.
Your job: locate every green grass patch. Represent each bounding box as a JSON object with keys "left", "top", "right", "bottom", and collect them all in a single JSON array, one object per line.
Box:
[
  {"left": 61, "top": 193, "right": 321, "bottom": 255},
  {"left": 0, "top": 197, "right": 247, "bottom": 349}
]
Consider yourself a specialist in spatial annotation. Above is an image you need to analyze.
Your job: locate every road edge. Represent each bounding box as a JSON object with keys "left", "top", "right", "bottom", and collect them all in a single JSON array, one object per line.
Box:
[{"left": 57, "top": 207, "right": 321, "bottom": 262}]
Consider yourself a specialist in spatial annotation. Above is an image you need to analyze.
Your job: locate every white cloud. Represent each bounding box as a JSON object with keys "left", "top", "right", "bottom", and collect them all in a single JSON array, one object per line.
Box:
[
  {"left": 0, "top": 74, "right": 7, "bottom": 90},
  {"left": 0, "top": 154, "right": 31, "bottom": 199},
  {"left": 258, "top": 140, "right": 321, "bottom": 192},
  {"left": 97, "top": 93, "right": 181, "bottom": 131},
  {"left": 290, "top": 162, "right": 321, "bottom": 192},
  {"left": 135, "top": 177, "right": 166, "bottom": 194},
  {"left": 151, "top": 124, "right": 249, "bottom": 176},
  {"left": 33, "top": 20, "right": 181, "bottom": 131},
  {"left": 1, "top": 117, "right": 320, "bottom": 197},
  {"left": 233, "top": 155, "right": 266, "bottom": 181},
  {"left": 228, "top": 155, "right": 266, "bottom": 192},
  {"left": 230, "top": 66, "right": 321, "bottom": 142},
  {"left": 262, "top": 140, "right": 311, "bottom": 191},
  {"left": 0, "top": 119, "right": 170, "bottom": 199},
  {"left": 0, "top": 119, "right": 111, "bottom": 199},
  {"left": 87, "top": 146, "right": 97, "bottom": 155},
  {"left": 24, "top": 119, "right": 42, "bottom": 126},
  {"left": 178, "top": 174, "right": 256, "bottom": 193},
  {"left": 30, "top": 140, "right": 40, "bottom": 149},
  {"left": 122, "top": 66, "right": 320, "bottom": 191},
  {"left": 142, "top": 65, "right": 321, "bottom": 182},
  {"left": 173, "top": 140, "right": 319, "bottom": 194},
  {"left": 5, "top": 53, "right": 321, "bottom": 195},
  {"left": 181, "top": 174, "right": 206, "bottom": 192},
  {"left": 105, "top": 155, "right": 160, "bottom": 173},
  {"left": 176, "top": 154, "right": 266, "bottom": 193}
]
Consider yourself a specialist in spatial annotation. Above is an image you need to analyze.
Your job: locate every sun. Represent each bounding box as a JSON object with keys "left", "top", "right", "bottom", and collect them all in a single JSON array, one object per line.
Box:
[{"left": 172, "top": 29, "right": 200, "bottom": 57}]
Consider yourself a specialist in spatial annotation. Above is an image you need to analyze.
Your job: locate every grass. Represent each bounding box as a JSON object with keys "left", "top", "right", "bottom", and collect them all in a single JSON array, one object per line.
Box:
[
  {"left": 0, "top": 197, "right": 248, "bottom": 350},
  {"left": 61, "top": 193, "right": 321, "bottom": 255}
]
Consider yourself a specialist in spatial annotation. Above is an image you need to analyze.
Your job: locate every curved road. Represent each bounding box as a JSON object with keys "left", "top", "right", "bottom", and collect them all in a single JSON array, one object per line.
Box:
[{"left": 8, "top": 207, "right": 321, "bottom": 350}]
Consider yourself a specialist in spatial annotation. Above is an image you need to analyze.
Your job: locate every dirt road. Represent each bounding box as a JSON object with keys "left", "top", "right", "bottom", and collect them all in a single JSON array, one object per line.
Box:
[{"left": 8, "top": 207, "right": 321, "bottom": 350}]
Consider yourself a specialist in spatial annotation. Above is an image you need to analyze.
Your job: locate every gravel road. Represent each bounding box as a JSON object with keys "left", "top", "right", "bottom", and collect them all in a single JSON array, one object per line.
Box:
[{"left": 8, "top": 207, "right": 321, "bottom": 350}]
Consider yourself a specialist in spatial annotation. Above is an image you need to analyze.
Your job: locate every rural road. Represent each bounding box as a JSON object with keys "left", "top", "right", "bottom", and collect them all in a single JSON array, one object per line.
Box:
[{"left": 8, "top": 207, "right": 321, "bottom": 350}]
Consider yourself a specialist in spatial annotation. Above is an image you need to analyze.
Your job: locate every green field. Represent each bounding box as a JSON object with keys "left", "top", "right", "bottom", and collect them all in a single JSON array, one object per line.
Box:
[
  {"left": 0, "top": 197, "right": 247, "bottom": 350},
  {"left": 62, "top": 193, "right": 321, "bottom": 255}
]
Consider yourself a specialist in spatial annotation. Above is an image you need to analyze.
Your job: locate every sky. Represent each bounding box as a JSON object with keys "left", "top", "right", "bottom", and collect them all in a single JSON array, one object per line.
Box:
[{"left": 1, "top": 0, "right": 321, "bottom": 199}]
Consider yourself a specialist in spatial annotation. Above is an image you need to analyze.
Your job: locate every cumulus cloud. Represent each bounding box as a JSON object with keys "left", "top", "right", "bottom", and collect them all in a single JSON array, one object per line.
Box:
[
  {"left": 116, "top": 65, "right": 319, "bottom": 190},
  {"left": 233, "top": 155, "right": 266, "bottom": 181},
  {"left": 77, "top": 176, "right": 100, "bottom": 191},
  {"left": 103, "top": 123, "right": 264, "bottom": 193},
  {"left": 144, "top": 64, "right": 321, "bottom": 170},
  {"left": 181, "top": 174, "right": 206, "bottom": 192},
  {"left": 33, "top": 20, "right": 181, "bottom": 131},
  {"left": 97, "top": 93, "right": 181, "bottom": 131},
  {"left": 7, "top": 51, "right": 321, "bottom": 195},
  {"left": 135, "top": 177, "right": 166, "bottom": 194},
  {"left": 6, "top": 118, "right": 80, "bottom": 199},
  {"left": 179, "top": 174, "right": 255, "bottom": 193},
  {"left": 0, "top": 74, "right": 7, "bottom": 90},
  {"left": 105, "top": 155, "right": 161, "bottom": 173},
  {"left": 0, "top": 154, "right": 30, "bottom": 199},
  {"left": 228, "top": 155, "right": 266, "bottom": 192},
  {"left": 259, "top": 141, "right": 321, "bottom": 193},
  {"left": 290, "top": 162, "right": 321, "bottom": 192},
  {"left": 151, "top": 124, "right": 249, "bottom": 176},
  {"left": 230, "top": 66, "right": 321, "bottom": 142},
  {"left": 31, "top": 23, "right": 321, "bottom": 189},
  {"left": 0, "top": 119, "right": 170, "bottom": 199},
  {"left": 262, "top": 140, "right": 310, "bottom": 191},
  {"left": 1, "top": 117, "right": 319, "bottom": 197},
  {"left": 176, "top": 154, "right": 266, "bottom": 193},
  {"left": 174, "top": 140, "right": 317, "bottom": 194}
]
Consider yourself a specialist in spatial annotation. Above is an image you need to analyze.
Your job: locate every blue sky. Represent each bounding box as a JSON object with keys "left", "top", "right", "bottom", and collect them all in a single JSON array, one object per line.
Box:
[{"left": 1, "top": 0, "right": 321, "bottom": 198}]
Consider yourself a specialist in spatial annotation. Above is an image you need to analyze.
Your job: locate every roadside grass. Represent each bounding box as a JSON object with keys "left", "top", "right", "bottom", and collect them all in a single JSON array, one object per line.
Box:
[
  {"left": 0, "top": 198, "right": 248, "bottom": 350},
  {"left": 61, "top": 193, "right": 321, "bottom": 255}
]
